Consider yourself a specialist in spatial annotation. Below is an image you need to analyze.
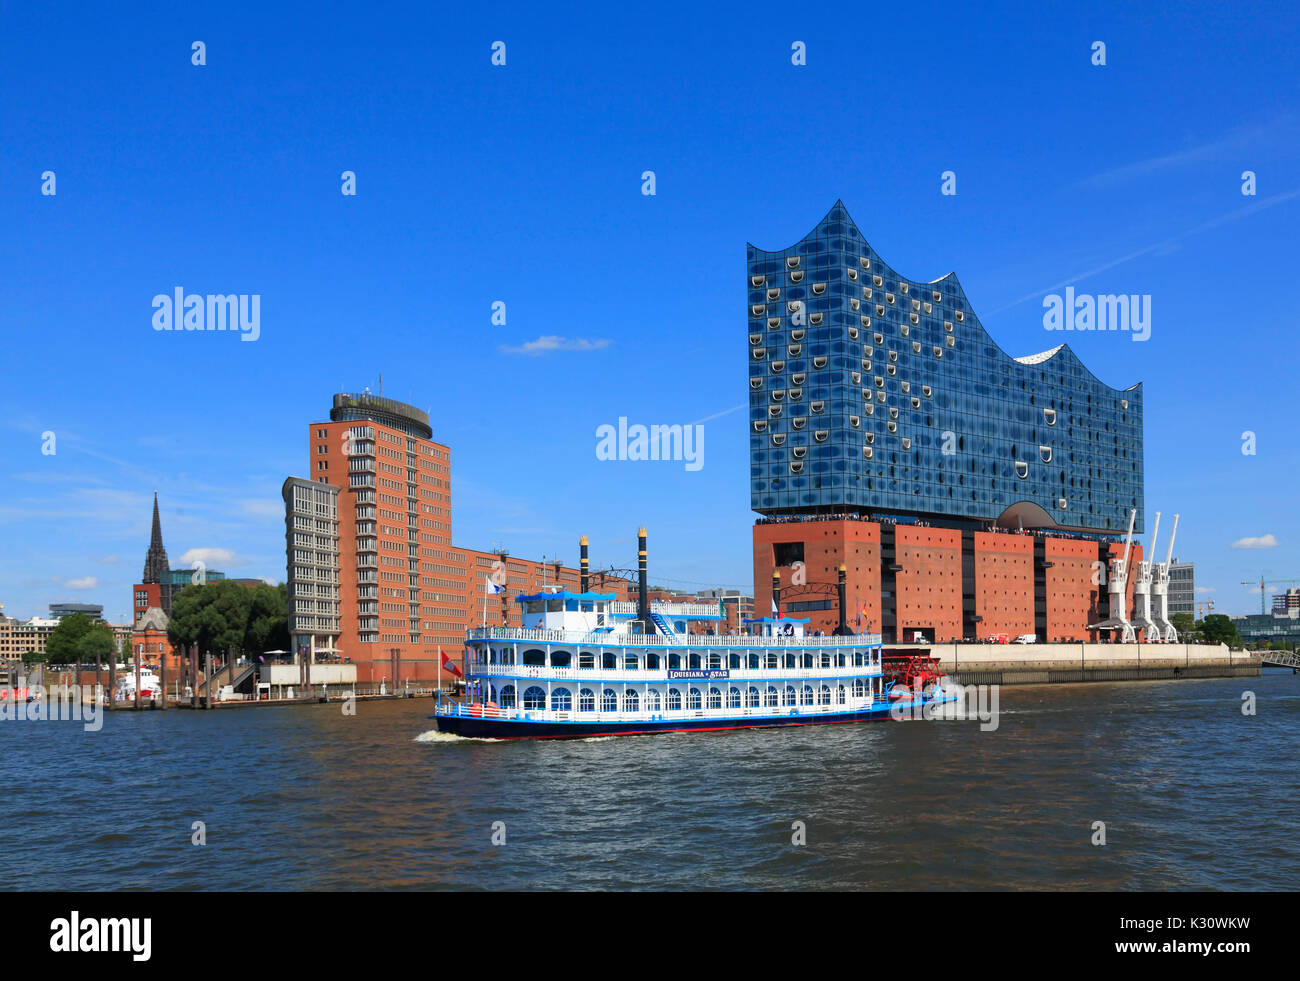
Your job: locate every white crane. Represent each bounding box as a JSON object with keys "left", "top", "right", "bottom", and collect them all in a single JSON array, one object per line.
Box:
[
  {"left": 1130, "top": 511, "right": 1160, "bottom": 642},
  {"left": 1089, "top": 508, "right": 1138, "bottom": 643},
  {"left": 1151, "top": 513, "right": 1180, "bottom": 643}
]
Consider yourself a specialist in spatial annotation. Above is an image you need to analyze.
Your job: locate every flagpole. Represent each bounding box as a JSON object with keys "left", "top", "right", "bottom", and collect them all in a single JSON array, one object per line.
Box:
[{"left": 481, "top": 576, "right": 488, "bottom": 627}]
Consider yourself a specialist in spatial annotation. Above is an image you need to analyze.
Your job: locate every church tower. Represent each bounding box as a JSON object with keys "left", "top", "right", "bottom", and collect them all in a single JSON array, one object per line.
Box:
[{"left": 142, "top": 491, "right": 170, "bottom": 584}]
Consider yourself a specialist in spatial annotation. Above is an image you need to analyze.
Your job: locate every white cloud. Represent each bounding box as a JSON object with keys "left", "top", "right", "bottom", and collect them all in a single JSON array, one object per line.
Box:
[
  {"left": 500, "top": 335, "right": 611, "bottom": 356},
  {"left": 1230, "top": 534, "right": 1278, "bottom": 549},
  {"left": 180, "top": 547, "right": 237, "bottom": 566},
  {"left": 64, "top": 576, "right": 99, "bottom": 589},
  {"left": 1195, "top": 586, "right": 1216, "bottom": 594}
]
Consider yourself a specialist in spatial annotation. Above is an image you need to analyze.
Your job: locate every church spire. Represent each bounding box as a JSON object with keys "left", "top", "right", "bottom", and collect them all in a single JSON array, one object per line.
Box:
[{"left": 142, "top": 491, "right": 170, "bottom": 584}]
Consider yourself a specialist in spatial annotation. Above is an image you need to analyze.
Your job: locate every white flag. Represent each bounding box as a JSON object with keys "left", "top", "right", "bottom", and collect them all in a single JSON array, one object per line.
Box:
[{"left": 485, "top": 575, "right": 504, "bottom": 595}]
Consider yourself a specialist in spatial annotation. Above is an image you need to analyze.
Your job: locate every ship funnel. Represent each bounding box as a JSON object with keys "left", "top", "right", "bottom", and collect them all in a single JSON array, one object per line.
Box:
[
  {"left": 836, "top": 564, "right": 848, "bottom": 635},
  {"left": 638, "top": 527, "right": 650, "bottom": 632},
  {"left": 579, "top": 535, "right": 589, "bottom": 593}
]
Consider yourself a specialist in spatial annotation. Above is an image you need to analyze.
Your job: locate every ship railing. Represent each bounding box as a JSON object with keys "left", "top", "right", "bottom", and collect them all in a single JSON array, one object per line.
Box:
[
  {"left": 464, "top": 664, "right": 883, "bottom": 681},
  {"left": 466, "top": 627, "right": 881, "bottom": 648},
  {"left": 608, "top": 601, "right": 721, "bottom": 618},
  {"left": 435, "top": 697, "right": 885, "bottom": 723}
]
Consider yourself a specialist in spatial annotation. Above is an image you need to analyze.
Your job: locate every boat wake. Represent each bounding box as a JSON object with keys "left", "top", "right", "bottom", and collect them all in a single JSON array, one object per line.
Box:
[{"left": 413, "top": 729, "right": 500, "bottom": 743}]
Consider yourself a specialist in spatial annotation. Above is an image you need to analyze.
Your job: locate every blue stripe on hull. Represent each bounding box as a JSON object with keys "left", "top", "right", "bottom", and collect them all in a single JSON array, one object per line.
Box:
[{"left": 432, "top": 705, "right": 898, "bottom": 740}]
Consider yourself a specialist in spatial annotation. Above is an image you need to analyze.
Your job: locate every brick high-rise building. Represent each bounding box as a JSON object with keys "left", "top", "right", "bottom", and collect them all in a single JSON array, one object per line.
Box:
[
  {"left": 297, "top": 392, "right": 633, "bottom": 683},
  {"left": 304, "top": 392, "right": 453, "bottom": 683}
]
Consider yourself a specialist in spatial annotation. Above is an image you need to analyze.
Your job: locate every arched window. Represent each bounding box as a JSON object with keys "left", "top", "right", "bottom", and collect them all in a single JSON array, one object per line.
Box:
[
  {"left": 728, "top": 687, "right": 742, "bottom": 709},
  {"left": 819, "top": 684, "right": 831, "bottom": 705},
  {"left": 837, "top": 684, "right": 847, "bottom": 705},
  {"left": 747, "top": 687, "right": 761, "bottom": 707},
  {"left": 522, "top": 649, "right": 546, "bottom": 667},
  {"left": 707, "top": 687, "right": 722, "bottom": 709},
  {"left": 854, "top": 679, "right": 866, "bottom": 698},
  {"left": 551, "top": 651, "right": 572, "bottom": 668},
  {"left": 579, "top": 651, "right": 595, "bottom": 669},
  {"left": 523, "top": 686, "right": 546, "bottom": 709},
  {"left": 500, "top": 685, "right": 516, "bottom": 709},
  {"left": 624, "top": 689, "right": 640, "bottom": 712},
  {"left": 602, "top": 652, "right": 617, "bottom": 670},
  {"left": 624, "top": 652, "right": 638, "bottom": 670},
  {"left": 785, "top": 686, "right": 798, "bottom": 706},
  {"left": 646, "top": 689, "right": 662, "bottom": 712},
  {"left": 748, "top": 652, "right": 760, "bottom": 670},
  {"left": 668, "top": 653, "right": 682, "bottom": 670},
  {"left": 667, "top": 688, "right": 682, "bottom": 711},
  {"left": 688, "top": 688, "right": 702, "bottom": 710},
  {"left": 765, "top": 652, "right": 779, "bottom": 670},
  {"left": 689, "top": 653, "right": 702, "bottom": 670},
  {"left": 579, "top": 688, "right": 595, "bottom": 711},
  {"left": 707, "top": 653, "right": 722, "bottom": 670},
  {"left": 729, "top": 652, "right": 741, "bottom": 669},
  {"left": 552, "top": 687, "right": 572, "bottom": 711},
  {"left": 646, "top": 653, "right": 660, "bottom": 670},
  {"left": 601, "top": 689, "right": 618, "bottom": 712},
  {"left": 765, "top": 686, "right": 779, "bottom": 707},
  {"left": 801, "top": 685, "right": 814, "bottom": 705}
]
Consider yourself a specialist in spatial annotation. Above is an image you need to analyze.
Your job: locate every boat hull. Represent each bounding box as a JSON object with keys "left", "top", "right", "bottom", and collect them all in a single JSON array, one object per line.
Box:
[{"left": 430, "top": 700, "right": 950, "bottom": 740}]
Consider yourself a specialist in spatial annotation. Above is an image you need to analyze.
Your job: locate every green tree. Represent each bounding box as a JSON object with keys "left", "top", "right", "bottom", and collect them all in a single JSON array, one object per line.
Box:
[
  {"left": 168, "top": 580, "right": 252, "bottom": 658},
  {"left": 1197, "top": 613, "right": 1242, "bottom": 648},
  {"left": 1170, "top": 612, "right": 1197, "bottom": 641},
  {"left": 167, "top": 580, "right": 288, "bottom": 659},
  {"left": 45, "top": 613, "right": 96, "bottom": 665},
  {"left": 244, "top": 583, "right": 289, "bottom": 655}
]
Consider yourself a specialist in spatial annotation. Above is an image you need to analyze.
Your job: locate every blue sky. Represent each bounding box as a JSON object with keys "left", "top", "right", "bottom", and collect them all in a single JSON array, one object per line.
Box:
[{"left": 1, "top": 0, "right": 1298, "bottom": 621}]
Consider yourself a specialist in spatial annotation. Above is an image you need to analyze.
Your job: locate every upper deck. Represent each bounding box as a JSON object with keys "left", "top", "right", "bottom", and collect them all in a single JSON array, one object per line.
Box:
[{"left": 497, "top": 589, "right": 880, "bottom": 648}]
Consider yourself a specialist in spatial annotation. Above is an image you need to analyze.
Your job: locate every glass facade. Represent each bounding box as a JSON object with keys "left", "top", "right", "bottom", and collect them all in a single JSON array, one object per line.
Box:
[{"left": 748, "top": 201, "right": 1143, "bottom": 534}]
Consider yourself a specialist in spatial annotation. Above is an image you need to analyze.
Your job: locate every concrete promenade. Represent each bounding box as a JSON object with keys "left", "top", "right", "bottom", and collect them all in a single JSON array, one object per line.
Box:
[{"left": 894, "top": 642, "right": 1260, "bottom": 685}]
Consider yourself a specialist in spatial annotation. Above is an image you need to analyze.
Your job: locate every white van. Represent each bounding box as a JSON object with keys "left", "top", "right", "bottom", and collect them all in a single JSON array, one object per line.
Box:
[{"left": 1012, "top": 634, "right": 1037, "bottom": 644}]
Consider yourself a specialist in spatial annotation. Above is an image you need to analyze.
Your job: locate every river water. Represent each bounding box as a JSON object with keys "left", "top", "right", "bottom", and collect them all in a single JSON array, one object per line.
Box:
[{"left": 2, "top": 672, "right": 1296, "bottom": 890}]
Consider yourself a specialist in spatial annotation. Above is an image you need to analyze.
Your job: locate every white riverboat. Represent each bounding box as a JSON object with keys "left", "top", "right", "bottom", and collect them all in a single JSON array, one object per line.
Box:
[{"left": 432, "top": 589, "right": 952, "bottom": 740}]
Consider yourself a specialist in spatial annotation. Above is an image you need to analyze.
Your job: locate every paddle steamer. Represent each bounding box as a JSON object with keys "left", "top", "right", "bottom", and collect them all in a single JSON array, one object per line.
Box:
[{"left": 432, "top": 530, "right": 951, "bottom": 739}]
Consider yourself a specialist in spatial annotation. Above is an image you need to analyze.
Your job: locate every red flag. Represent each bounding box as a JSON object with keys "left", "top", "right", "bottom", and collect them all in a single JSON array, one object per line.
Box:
[{"left": 440, "top": 647, "right": 463, "bottom": 678}]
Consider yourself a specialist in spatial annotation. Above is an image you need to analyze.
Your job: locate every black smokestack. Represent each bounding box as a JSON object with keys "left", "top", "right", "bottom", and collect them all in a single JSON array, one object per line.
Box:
[
  {"left": 836, "top": 564, "right": 849, "bottom": 635},
  {"left": 638, "top": 527, "right": 650, "bottom": 632},
  {"left": 771, "top": 571, "right": 781, "bottom": 619},
  {"left": 580, "top": 535, "right": 589, "bottom": 593}
]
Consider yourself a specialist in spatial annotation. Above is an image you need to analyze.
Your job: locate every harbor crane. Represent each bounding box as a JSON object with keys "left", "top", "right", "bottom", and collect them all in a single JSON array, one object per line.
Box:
[
  {"left": 1240, "top": 575, "right": 1300, "bottom": 615},
  {"left": 1089, "top": 507, "right": 1138, "bottom": 642}
]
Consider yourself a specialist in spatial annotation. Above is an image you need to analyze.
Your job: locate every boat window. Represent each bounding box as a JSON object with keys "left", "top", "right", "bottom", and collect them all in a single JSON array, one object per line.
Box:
[
  {"left": 523, "top": 686, "right": 546, "bottom": 710},
  {"left": 522, "top": 649, "right": 546, "bottom": 666},
  {"left": 667, "top": 688, "right": 683, "bottom": 710},
  {"left": 550, "top": 651, "right": 571, "bottom": 668},
  {"left": 624, "top": 652, "right": 638, "bottom": 670},
  {"left": 601, "top": 689, "right": 618, "bottom": 712},
  {"left": 708, "top": 687, "right": 723, "bottom": 709},
  {"left": 579, "top": 652, "right": 595, "bottom": 669},
  {"left": 500, "top": 685, "right": 516, "bottom": 709},
  {"left": 624, "top": 690, "right": 639, "bottom": 712},
  {"left": 688, "top": 688, "right": 703, "bottom": 710},
  {"left": 551, "top": 687, "right": 572, "bottom": 712},
  {"left": 579, "top": 688, "right": 595, "bottom": 711}
]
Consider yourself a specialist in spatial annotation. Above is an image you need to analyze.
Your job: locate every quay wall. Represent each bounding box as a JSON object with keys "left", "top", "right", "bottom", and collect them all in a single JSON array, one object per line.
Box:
[{"left": 897, "top": 643, "right": 1260, "bottom": 685}]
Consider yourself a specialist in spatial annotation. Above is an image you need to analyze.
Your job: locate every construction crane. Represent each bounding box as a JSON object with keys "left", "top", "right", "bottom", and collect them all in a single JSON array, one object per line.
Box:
[
  {"left": 1196, "top": 598, "right": 1215, "bottom": 618},
  {"left": 1240, "top": 576, "right": 1300, "bottom": 615}
]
